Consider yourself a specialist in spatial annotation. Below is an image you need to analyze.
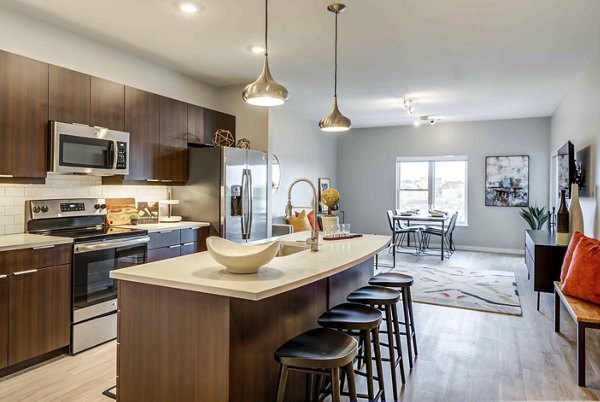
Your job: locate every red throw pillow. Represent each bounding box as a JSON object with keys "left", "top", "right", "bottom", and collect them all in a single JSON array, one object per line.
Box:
[
  {"left": 295, "top": 210, "right": 321, "bottom": 231},
  {"left": 560, "top": 231, "right": 584, "bottom": 282},
  {"left": 562, "top": 236, "right": 600, "bottom": 304}
]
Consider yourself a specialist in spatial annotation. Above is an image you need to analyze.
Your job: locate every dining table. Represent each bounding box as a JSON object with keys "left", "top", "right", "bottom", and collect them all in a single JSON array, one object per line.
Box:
[{"left": 392, "top": 213, "right": 452, "bottom": 264}]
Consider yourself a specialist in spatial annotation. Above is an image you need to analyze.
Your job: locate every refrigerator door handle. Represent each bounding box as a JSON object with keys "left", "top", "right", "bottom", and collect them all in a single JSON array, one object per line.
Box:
[
  {"left": 240, "top": 171, "right": 248, "bottom": 239},
  {"left": 247, "top": 169, "right": 254, "bottom": 239}
]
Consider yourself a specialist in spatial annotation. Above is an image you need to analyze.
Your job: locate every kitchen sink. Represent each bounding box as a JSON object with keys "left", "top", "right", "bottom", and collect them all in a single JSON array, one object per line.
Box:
[{"left": 277, "top": 241, "right": 311, "bottom": 257}]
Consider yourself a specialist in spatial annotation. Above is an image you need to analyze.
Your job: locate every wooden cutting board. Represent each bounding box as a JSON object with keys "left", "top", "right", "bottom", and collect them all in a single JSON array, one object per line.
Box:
[{"left": 106, "top": 198, "right": 138, "bottom": 226}]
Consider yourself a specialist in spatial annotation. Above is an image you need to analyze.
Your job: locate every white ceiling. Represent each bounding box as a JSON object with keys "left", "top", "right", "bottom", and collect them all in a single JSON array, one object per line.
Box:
[{"left": 3, "top": 0, "right": 600, "bottom": 128}]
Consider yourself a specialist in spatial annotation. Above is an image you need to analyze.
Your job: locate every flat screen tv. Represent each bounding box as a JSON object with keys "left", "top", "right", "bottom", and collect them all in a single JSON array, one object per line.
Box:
[{"left": 557, "top": 141, "right": 575, "bottom": 199}]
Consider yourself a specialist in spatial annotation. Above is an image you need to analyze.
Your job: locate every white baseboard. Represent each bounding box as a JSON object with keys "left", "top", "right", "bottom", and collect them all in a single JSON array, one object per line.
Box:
[{"left": 455, "top": 244, "right": 524, "bottom": 255}]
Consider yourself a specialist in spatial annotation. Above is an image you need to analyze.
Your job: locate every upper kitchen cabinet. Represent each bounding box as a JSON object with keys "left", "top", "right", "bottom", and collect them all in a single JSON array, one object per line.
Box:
[
  {"left": 187, "top": 104, "right": 205, "bottom": 145},
  {"left": 203, "top": 108, "right": 236, "bottom": 145},
  {"left": 124, "top": 87, "right": 160, "bottom": 181},
  {"left": 90, "top": 77, "right": 125, "bottom": 131},
  {"left": 159, "top": 97, "right": 188, "bottom": 183},
  {"left": 0, "top": 51, "right": 48, "bottom": 181},
  {"left": 49, "top": 65, "right": 91, "bottom": 125}
]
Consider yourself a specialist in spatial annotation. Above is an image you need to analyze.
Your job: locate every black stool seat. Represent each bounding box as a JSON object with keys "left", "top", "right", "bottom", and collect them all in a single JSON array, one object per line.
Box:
[
  {"left": 347, "top": 285, "right": 400, "bottom": 305},
  {"left": 318, "top": 303, "right": 383, "bottom": 331},
  {"left": 369, "top": 272, "right": 414, "bottom": 287},
  {"left": 275, "top": 328, "right": 358, "bottom": 369}
]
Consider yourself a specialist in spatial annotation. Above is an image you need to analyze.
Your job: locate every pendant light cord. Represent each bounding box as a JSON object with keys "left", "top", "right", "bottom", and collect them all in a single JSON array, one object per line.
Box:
[
  {"left": 265, "top": 0, "right": 268, "bottom": 56},
  {"left": 334, "top": 10, "right": 338, "bottom": 97}
]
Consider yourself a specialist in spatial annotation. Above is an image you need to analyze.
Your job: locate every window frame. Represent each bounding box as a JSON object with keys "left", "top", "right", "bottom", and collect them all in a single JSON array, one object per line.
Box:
[{"left": 396, "top": 155, "right": 469, "bottom": 226}]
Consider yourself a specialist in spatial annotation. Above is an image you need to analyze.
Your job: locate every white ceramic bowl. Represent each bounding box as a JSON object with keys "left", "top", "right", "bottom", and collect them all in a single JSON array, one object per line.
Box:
[{"left": 206, "top": 236, "right": 281, "bottom": 274}]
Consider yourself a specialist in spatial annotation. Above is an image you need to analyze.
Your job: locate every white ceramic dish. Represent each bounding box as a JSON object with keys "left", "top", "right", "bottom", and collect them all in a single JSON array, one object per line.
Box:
[{"left": 206, "top": 236, "right": 281, "bottom": 274}]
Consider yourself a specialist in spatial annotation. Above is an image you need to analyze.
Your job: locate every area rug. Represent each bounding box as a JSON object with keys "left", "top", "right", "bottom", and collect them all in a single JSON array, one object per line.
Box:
[{"left": 391, "top": 264, "right": 522, "bottom": 316}]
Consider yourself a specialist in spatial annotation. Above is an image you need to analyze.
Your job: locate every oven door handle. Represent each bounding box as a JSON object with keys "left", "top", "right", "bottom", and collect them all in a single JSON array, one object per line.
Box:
[{"left": 74, "top": 236, "right": 150, "bottom": 254}]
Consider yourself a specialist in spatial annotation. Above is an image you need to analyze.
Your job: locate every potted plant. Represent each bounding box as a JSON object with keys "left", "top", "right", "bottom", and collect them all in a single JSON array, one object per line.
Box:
[
  {"left": 129, "top": 213, "right": 140, "bottom": 226},
  {"left": 519, "top": 205, "right": 549, "bottom": 230},
  {"left": 321, "top": 188, "right": 340, "bottom": 229}
]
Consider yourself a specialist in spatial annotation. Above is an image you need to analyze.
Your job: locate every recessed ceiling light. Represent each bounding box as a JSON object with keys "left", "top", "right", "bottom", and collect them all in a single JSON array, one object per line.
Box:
[
  {"left": 413, "top": 120, "right": 421, "bottom": 127},
  {"left": 250, "top": 45, "right": 265, "bottom": 54},
  {"left": 179, "top": 2, "right": 199, "bottom": 13}
]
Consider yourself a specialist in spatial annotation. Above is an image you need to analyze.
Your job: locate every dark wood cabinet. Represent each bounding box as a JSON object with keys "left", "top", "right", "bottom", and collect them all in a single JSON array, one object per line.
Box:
[
  {"left": 91, "top": 77, "right": 125, "bottom": 131},
  {"left": 0, "top": 275, "right": 8, "bottom": 369},
  {"left": 8, "top": 264, "right": 71, "bottom": 365},
  {"left": 49, "top": 65, "right": 91, "bottom": 125},
  {"left": 187, "top": 104, "right": 206, "bottom": 145},
  {"left": 0, "top": 51, "right": 48, "bottom": 180},
  {"left": 203, "top": 108, "right": 236, "bottom": 145},
  {"left": 159, "top": 97, "right": 188, "bottom": 182},
  {"left": 124, "top": 87, "right": 160, "bottom": 181}
]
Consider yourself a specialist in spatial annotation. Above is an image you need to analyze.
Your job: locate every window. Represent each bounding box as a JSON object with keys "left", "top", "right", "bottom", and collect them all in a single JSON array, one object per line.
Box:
[{"left": 396, "top": 156, "right": 468, "bottom": 224}]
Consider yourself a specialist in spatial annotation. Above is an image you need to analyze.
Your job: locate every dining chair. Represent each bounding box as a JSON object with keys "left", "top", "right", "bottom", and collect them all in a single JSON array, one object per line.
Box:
[
  {"left": 422, "top": 212, "right": 458, "bottom": 258},
  {"left": 386, "top": 210, "right": 422, "bottom": 255}
]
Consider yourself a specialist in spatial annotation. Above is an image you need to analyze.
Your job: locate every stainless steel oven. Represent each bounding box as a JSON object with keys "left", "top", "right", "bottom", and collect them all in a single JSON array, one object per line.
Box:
[
  {"left": 71, "top": 235, "right": 149, "bottom": 354},
  {"left": 50, "top": 121, "right": 130, "bottom": 175}
]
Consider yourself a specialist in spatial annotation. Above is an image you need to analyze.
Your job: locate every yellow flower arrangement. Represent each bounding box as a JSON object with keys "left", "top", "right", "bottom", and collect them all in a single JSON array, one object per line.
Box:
[{"left": 321, "top": 188, "right": 340, "bottom": 215}]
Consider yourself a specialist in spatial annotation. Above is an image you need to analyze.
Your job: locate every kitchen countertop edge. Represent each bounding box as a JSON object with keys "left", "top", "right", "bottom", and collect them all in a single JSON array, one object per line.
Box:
[{"left": 0, "top": 233, "right": 74, "bottom": 252}]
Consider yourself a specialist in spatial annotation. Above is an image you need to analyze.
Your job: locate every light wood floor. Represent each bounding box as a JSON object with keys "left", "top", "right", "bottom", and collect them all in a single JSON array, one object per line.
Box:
[{"left": 0, "top": 250, "right": 599, "bottom": 401}]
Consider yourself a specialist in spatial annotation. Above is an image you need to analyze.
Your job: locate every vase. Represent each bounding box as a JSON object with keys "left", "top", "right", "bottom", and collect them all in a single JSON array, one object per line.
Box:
[
  {"left": 321, "top": 215, "right": 339, "bottom": 233},
  {"left": 556, "top": 190, "right": 570, "bottom": 245},
  {"left": 569, "top": 183, "right": 584, "bottom": 235}
]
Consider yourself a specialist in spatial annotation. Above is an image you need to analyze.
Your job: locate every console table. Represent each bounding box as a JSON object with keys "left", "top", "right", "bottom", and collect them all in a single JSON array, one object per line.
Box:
[{"left": 524, "top": 230, "right": 568, "bottom": 310}]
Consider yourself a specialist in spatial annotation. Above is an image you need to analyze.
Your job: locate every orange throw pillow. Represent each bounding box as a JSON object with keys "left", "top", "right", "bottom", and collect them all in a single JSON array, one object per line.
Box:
[
  {"left": 560, "top": 231, "right": 584, "bottom": 282},
  {"left": 287, "top": 210, "right": 312, "bottom": 233},
  {"left": 562, "top": 236, "right": 600, "bottom": 304},
  {"left": 295, "top": 210, "right": 321, "bottom": 231}
]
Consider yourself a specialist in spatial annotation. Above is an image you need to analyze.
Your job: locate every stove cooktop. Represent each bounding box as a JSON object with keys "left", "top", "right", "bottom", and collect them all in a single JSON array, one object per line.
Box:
[{"left": 31, "top": 226, "right": 148, "bottom": 243}]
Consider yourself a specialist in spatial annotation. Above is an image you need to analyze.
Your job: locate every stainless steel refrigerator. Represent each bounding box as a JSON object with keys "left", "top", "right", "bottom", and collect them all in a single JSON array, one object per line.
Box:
[{"left": 173, "top": 145, "right": 268, "bottom": 243}]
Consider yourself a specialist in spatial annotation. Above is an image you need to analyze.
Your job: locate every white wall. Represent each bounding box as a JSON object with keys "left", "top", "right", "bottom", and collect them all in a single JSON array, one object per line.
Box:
[
  {"left": 269, "top": 107, "right": 338, "bottom": 218},
  {"left": 550, "top": 52, "right": 600, "bottom": 238},
  {"left": 337, "top": 118, "right": 550, "bottom": 252},
  {"left": 0, "top": 5, "right": 220, "bottom": 109},
  {"left": 217, "top": 85, "right": 269, "bottom": 152}
]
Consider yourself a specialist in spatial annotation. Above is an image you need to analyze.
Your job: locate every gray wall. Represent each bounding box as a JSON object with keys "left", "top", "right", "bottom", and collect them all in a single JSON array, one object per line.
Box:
[
  {"left": 550, "top": 52, "right": 600, "bottom": 238},
  {"left": 337, "top": 117, "right": 550, "bottom": 252}
]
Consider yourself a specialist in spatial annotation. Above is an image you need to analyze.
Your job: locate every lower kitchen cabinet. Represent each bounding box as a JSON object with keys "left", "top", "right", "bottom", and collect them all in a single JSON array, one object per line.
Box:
[
  {"left": 146, "top": 227, "right": 208, "bottom": 262},
  {"left": 0, "top": 274, "right": 8, "bottom": 369},
  {"left": 8, "top": 264, "right": 71, "bottom": 365}
]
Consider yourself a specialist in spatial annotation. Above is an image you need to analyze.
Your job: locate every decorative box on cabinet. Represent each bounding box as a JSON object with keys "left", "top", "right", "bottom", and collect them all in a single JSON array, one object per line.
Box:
[{"left": 524, "top": 230, "right": 568, "bottom": 311}]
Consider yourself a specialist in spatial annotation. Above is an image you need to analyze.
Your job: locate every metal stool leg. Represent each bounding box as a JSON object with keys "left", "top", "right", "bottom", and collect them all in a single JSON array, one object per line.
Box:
[{"left": 276, "top": 365, "right": 289, "bottom": 402}]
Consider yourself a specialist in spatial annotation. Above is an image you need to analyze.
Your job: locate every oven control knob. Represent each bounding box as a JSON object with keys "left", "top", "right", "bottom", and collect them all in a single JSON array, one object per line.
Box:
[
  {"left": 94, "top": 204, "right": 101, "bottom": 210},
  {"left": 32, "top": 206, "right": 41, "bottom": 213},
  {"left": 41, "top": 206, "right": 49, "bottom": 213},
  {"left": 100, "top": 204, "right": 107, "bottom": 210}
]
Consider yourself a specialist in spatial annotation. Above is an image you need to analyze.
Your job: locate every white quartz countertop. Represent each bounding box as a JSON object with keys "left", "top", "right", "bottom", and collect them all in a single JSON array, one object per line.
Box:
[
  {"left": 111, "top": 231, "right": 390, "bottom": 301},
  {"left": 115, "top": 221, "right": 209, "bottom": 233},
  {"left": 0, "top": 233, "right": 73, "bottom": 252}
]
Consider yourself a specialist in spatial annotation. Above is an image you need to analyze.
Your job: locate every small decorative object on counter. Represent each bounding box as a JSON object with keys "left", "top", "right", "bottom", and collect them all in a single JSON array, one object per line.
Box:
[
  {"left": 569, "top": 183, "right": 584, "bottom": 236},
  {"left": 137, "top": 201, "right": 159, "bottom": 224},
  {"left": 236, "top": 138, "right": 250, "bottom": 149},
  {"left": 159, "top": 190, "right": 182, "bottom": 223},
  {"left": 129, "top": 214, "right": 139, "bottom": 225},
  {"left": 556, "top": 189, "right": 570, "bottom": 245},
  {"left": 212, "top": 129, "right": 235, "bottom": 147},
  {"left": 321, "top": 188, "right": 340, "bottom": 229}
]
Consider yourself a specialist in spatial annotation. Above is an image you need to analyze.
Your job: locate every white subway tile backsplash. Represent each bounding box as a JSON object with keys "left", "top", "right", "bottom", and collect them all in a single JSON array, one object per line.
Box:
[{"left": 0, "top": 179, "right": 169, "bottom": 234}]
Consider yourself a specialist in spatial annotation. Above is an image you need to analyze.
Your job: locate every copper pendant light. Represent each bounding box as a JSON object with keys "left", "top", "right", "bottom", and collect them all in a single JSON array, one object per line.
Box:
[
  {"left": 242, "top": 0, "right": 289, "bottom": 106},
  {"left": 319, "top": 3, "right": 351, "bottom": 132}
]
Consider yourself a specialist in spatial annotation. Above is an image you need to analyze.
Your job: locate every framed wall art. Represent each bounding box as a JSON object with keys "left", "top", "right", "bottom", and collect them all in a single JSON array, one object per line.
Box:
[
  {"left": 485, "top": 155, "right": 529, "bottom": 207},
  {"left": 318, "top": 178, "right": 331, "bottom": 213}
]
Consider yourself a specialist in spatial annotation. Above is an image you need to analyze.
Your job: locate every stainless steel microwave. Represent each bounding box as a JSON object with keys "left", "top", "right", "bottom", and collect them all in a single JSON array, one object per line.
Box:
[{"left": 50, "top": 121, "right": 130, "bottom": 175}]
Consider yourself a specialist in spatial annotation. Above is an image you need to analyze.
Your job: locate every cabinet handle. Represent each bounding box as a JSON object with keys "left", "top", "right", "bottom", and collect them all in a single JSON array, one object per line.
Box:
[
  {"left": 0, "top": 174, "right": 14, "bottom": 178},
  {"left": 13, "top": 269, "right": 38, "bottom": 276},
  {"left": 183, "top": 242, "right": 195, "bottom": 246},
  {"left": 146, "top": 179, "right": 160, "bottom": 182},
  {"left": 190, "top": 227, "right": 199, "bottom": 231},
  {"left": 0, "top": 274, "right": 7, "bottom": 279},
  {"left": 161, "top": 179, "right": 173, "bottom": 183},
  {"left": 158, "top": 230, "right": 173, "bottom": 234},
  {"left": 32, "top": 245, "right": 56, "bottom": 250},
  {"left": 168, "top": 244, "right": 181, "bottom": 249}
]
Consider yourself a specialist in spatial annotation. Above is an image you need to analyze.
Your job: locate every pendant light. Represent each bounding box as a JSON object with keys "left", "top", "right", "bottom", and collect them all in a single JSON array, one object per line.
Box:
[
  {"left": 319, "top": 3, "right": 351, "bottom": 132},
  {"left": 242, "top": 0, "right": 288, "bottom": 106}
]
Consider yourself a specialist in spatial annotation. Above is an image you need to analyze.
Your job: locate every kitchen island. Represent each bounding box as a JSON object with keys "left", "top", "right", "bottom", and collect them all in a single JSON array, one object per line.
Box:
[{"left": 111, "top": 231, "right": 390, "bottom": 402}]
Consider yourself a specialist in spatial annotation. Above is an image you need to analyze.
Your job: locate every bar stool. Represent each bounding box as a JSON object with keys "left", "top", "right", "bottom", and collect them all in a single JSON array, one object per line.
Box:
[
  {"left": 318, "top": 302, "right": 386, "bottom": 401},
  {"left": 347, "top": 285, "right": 405, "bottom": 400},
  {"left": 369, "top": 272, "right": 418, "bottom": 368},
  {"left": 274, "top": 328, "right": 358, "bottom": 402}
]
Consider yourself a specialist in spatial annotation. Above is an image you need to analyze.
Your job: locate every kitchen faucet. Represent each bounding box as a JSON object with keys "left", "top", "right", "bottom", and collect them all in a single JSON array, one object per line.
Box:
[{"left": 285, "top": 178, "right": 319, "bottom": 252}]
